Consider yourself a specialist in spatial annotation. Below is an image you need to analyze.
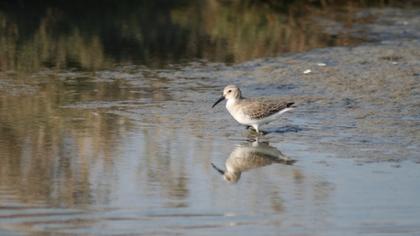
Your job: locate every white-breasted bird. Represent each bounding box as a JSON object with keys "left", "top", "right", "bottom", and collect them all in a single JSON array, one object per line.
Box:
[{"left": 212, "top": 85, "right": 295, "bottom": 133}]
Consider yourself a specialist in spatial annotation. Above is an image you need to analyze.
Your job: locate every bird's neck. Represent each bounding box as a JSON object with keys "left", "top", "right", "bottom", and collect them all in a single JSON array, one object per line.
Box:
[{"left": 226, "top": 97, "right": 241, "bottom": 108}]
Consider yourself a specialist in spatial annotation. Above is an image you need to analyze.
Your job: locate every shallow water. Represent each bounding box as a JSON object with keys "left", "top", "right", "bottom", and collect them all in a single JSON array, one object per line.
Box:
[{"left": 1, "top": 2, "right": 420, "bottom": 236}]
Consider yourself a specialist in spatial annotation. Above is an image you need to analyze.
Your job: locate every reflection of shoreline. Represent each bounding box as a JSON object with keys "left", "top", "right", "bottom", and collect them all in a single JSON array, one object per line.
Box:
[
  {"left": 211, "top": 141, "right": 296, "bottom": 183},
  {"left": 0, "top": 0, "right": 379, "bottom": 71}
]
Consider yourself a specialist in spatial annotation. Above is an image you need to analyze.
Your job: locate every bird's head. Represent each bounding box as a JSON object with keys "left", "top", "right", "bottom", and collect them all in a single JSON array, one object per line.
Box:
[{"left": 212, "top": 85, "right": 242, "bottom": 108}]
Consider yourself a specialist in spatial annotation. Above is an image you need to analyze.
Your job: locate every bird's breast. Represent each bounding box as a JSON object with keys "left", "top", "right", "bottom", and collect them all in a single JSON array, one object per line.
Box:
[{"left": 226, "top": 101, "right": 252, "bottom": 125}]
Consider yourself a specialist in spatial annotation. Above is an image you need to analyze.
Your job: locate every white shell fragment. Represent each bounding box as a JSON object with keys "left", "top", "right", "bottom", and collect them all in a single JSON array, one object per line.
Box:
[{"left": 303, "top": 69, "right": 312, "bottom": 74}]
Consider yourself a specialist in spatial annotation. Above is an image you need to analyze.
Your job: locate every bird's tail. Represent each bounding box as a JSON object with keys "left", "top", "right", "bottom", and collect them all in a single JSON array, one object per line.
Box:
[
  {"left": 275, "top": 158, "right": 297, "bottom": 165},
  {"left": 287, "top": 102, "right": 296, "bottom": 108}
]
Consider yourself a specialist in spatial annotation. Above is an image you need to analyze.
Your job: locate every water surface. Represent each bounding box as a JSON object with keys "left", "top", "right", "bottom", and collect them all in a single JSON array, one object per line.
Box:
[
  {"left": 1, "top": 1, "right": 420, "bottom": 236},
  {"left": 0, "top": 0, "right": 391, "bottom": 71}
]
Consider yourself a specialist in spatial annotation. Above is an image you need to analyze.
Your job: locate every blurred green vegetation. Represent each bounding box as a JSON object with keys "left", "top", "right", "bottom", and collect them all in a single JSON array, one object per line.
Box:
[{"left": 0, "top": 0, "right": 415, "bottom": 72}]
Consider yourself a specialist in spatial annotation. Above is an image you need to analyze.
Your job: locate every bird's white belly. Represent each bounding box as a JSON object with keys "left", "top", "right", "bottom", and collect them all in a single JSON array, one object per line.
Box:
[
  {"left": 226, "top": 102, "right": 253, "bottom": 125},
  {"left": 230, "top": 111, "right": 253, "bottom": 125}
]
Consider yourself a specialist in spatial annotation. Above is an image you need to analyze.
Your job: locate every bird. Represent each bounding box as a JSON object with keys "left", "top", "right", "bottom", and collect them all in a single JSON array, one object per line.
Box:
[
  {"left": 211, "top": 141, "right": 296, "bottom": 183},
  {"left": 212, "top": 85, "right": 295, "bottom": 133}
]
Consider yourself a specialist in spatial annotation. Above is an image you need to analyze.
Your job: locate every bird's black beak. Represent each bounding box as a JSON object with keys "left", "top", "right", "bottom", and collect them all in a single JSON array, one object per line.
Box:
[
  {"left": 212, "top": 96, "right": 225, "bottom": 108},
  {"left": 211, "top": 163, "right": 225, "bottom": 175}
]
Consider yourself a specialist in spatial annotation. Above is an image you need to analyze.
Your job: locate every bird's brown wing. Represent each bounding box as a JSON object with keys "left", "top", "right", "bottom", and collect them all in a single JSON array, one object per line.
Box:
[{"left": 240, "top": 99, "right": 294, "bottom": 120}]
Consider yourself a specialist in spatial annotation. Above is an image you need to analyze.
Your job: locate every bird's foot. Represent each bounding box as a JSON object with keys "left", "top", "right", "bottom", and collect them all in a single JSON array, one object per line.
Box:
[{"left": 246, "top": 127, "right": 267, "bottom": 136}]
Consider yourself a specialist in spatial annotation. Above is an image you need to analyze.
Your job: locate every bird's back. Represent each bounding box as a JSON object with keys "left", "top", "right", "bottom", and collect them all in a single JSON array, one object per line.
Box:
[{"left": 238, "top": 98, "right": 294, "bottom": 120}]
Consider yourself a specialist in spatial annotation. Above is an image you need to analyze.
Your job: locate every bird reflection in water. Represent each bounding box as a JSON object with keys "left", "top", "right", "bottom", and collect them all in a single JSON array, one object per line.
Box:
[{"left": 211, "top": 141, "right": 296, "bottom": 183}]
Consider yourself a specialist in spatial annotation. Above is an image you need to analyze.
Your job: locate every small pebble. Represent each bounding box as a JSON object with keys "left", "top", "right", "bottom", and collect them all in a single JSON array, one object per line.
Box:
[
  {"left": 303, "top": 69, "right": 311, "bottom": 74},
  {"left": 317, "top": 63, "right": 326, "bottom": 66}
]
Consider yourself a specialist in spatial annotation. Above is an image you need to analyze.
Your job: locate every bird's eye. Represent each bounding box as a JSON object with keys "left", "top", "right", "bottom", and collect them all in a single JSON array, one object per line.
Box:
[{"left": 228, "top": 90, "right": 232, "bottom": 93}]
